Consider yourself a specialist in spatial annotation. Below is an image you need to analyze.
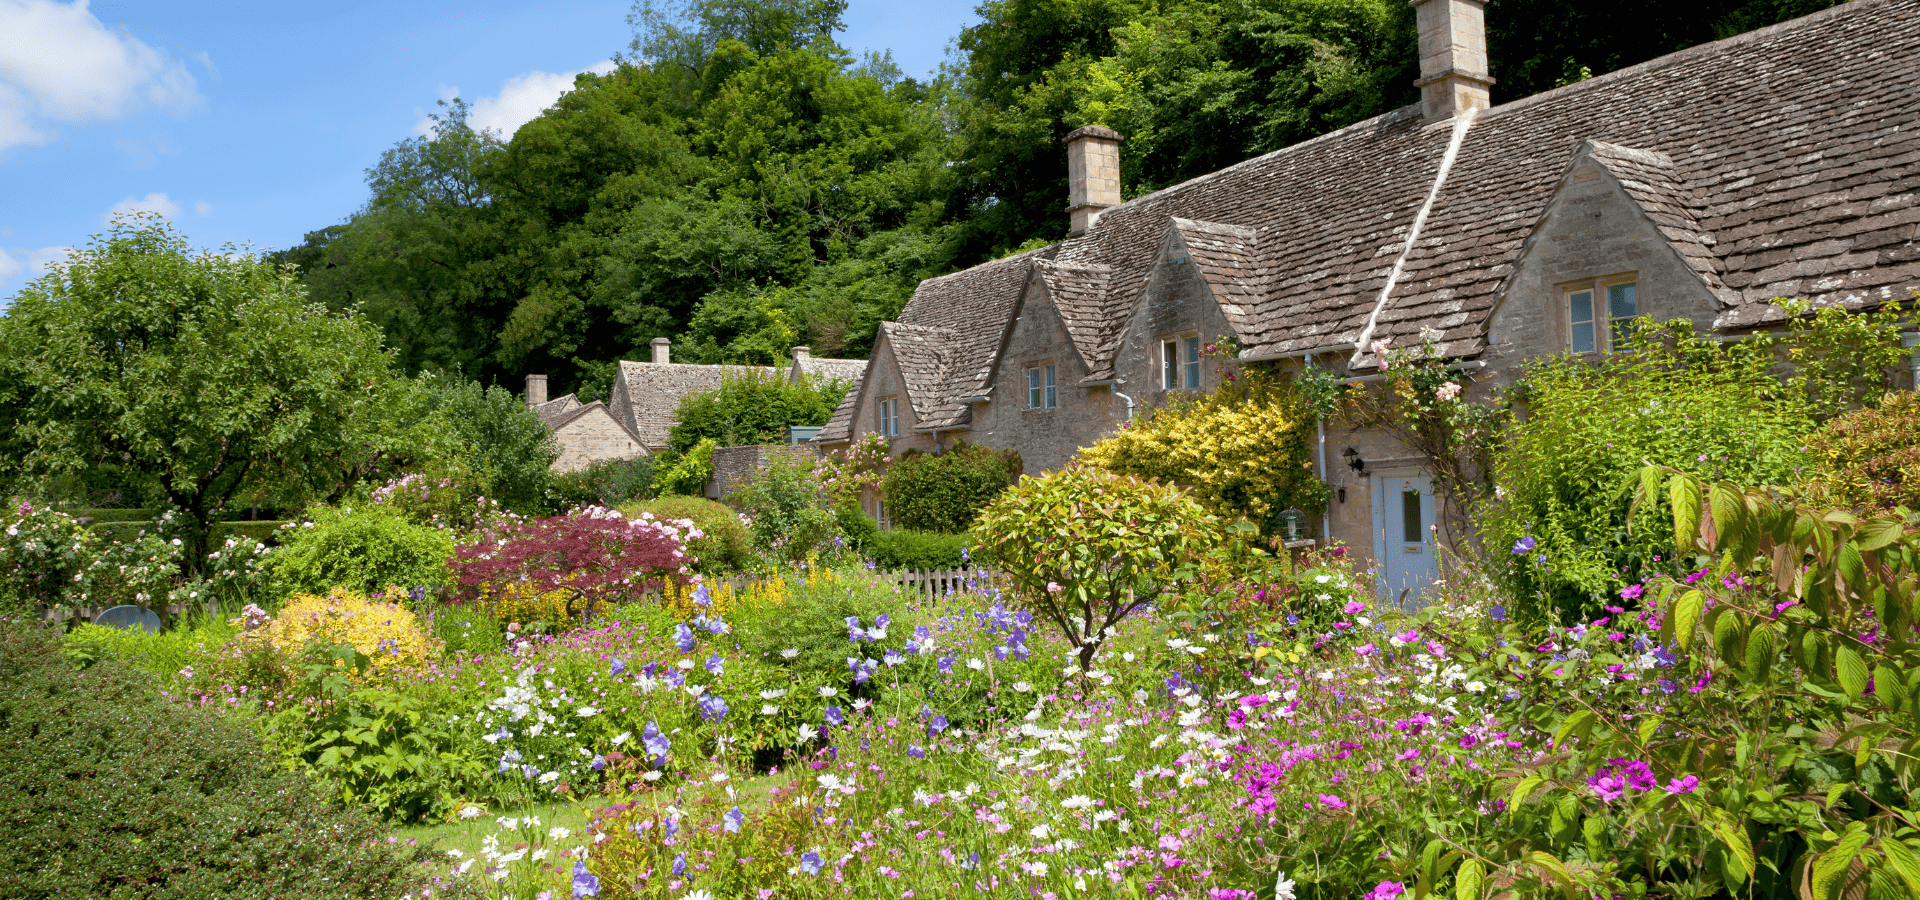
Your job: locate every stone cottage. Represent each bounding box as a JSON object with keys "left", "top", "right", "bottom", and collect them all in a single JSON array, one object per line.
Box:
[
  {"left": 523, "top": 375, "right": 647, "bottom": 472},
  {"left": 816, "top": 0, "right": 1920, "bottom": 597},
  {"left": 525, "top": 341, "right": 867, "bottom": 470}
]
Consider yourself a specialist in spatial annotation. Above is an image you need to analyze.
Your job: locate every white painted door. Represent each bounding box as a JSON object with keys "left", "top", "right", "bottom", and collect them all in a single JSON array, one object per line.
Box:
[{"left": 1374, "top": 471, "right": 1438, "bottom": 607}]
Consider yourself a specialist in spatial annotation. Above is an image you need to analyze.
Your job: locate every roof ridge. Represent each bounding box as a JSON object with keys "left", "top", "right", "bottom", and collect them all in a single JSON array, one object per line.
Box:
[{"left": 1481, "top": 0, "right": 1901, "bottom": 125}]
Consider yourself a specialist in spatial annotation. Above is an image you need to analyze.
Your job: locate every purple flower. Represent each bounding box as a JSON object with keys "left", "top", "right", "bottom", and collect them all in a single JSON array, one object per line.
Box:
[
  {"left": 1512, "top": 536, "right": 1536, "bottom": 555},
  {"left": 674, "top": 623, "right": 696, "bottom": 653},
  {"left": 1665, "top": 775, "right": 1699, "bottom": 794},
  {"left": 609, "top": 657, "right": 625, "bottom": 677},
  {"left": 799, "top": 850, "right": 825, "bottom": 875},
  {"left": 937, "top": 655, "right": 954, "bottom": 674},
  {"left": 1620, "top": 583, "right": 1645, "bottom": 600},
  {"left": 642, "top": 720, "right": 670, "bottom": 767},
  {"left": 698, "top": 693, "right": 730, "bottom": 722},
  {"left": 571, "top": 860, "right": 599, "bottom": 898},
  {"left": 1490, "top": 604, "right": 1507, "bottom": 621},
  {"left": 705, "top": 653, "right": 724, "bottom": 675},
  {"left": 590, "top": 754, "right": 606, "bottom": 772},
  {"left": 824, "top": 705, "right": 844, "bottom": 726},
  {"left": 1316, "top": 794, "right": 1347, "bottom": 809},
  {"left": 846, "top": 616, "right": 867, "bottom": 642},
  {"left": 1614, "top": 758, "right": 1657, "bottom": 791},
  {"left": 692, "top": 583, "right": 711, "bottom": 607},
  {"left": 849, "top": 656, "right": 877, "bottom": 684},
  {"left": 724, "top": 806, "right": 744, "bottom": 833},
  {"left": 664, "top": 814, "right": 679, "bottom": 838},
  {"left": 672, "top": 852, "right": 686, "bottom": 877},
  {"left": 1586, "top": 767, "right": 1628, "bottom": 802},
  {"left": 908, "top": 744, "right": 925, "bottom": 759},
  {"left": 884, "top": 649, "right": 904, "bottom": 666},
  {"left": 1365, "top": 881, "right": 1405, "bottom": 900}
]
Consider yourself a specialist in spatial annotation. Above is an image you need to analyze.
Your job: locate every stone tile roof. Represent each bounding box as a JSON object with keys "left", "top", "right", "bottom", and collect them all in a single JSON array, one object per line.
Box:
[
  {"left": 794, "top": 356, "right": 869, "bottom": 384},
  {"left": 532, "top": 394, "right": 583, "bottom": 425},
  {"left": 880, "top": 321, "right": 965, "bottom": 429},
  {"left": 1583, "top": 141, "right": 1737, "bottom": 307},
  {"left": 824, "top": 0, "right": 1920, "bottom": 438},
  {"left": 544, "top": 399, "right": 641, "bottom": 444},
  {"left": 1033, "top": 259, "right": 1114, "bottom": 374},
  {"left": 813, "top": 375, "right": 863, "bottom": 445},
  {"left": 615, "top": 360, "right": 777, "bottom": 449}
]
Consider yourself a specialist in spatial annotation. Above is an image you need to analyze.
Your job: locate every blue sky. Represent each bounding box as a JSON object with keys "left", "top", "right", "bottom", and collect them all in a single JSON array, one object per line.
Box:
[{"left": 0, "top": 0, "right": 981, "bottom": 298}]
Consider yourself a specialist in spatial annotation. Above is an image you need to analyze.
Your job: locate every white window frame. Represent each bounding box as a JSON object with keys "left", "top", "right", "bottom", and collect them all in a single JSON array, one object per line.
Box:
[
  {"left": 1160, "top": 335, "right": 1202, "bottom": 390},
  {"left": 1044, "top": 364, "right": 1057, "bottom": 409},
  {"left": 877, "top": 397, "right": 899, "bottom": 436},
  {"left": 1564, "top": 274, "right": 1639, "bottom": 354},
  {"left": 1183, "top": 336, "right": 1201, "bottom": 390},
  {"left": 1026, "top": 364, "right": 1057, "bottom": 410}
]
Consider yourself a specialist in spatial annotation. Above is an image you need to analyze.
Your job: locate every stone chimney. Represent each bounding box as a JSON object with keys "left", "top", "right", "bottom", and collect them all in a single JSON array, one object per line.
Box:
[
  {"left": 1064, "top": 125, "right": 1122, "bottom": 236},
  {"left": 525, "top": 373, "right": 548, "bottom": 408},
  {"left": 651, "top": 337, "right": 671, "bottom": 365},
  {"left": 791, "top": 346, "right": 811, "bottom": 366},
  {"left": 1411, "top": 0, "right": 1494, "bottom": 123}
]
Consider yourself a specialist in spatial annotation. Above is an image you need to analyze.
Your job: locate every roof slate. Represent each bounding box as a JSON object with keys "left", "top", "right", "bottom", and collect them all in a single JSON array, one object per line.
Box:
[
  {"left": 615, "top": 361, "right": 777, "bottom": 449},
  {"left": 795, "top": 356, "right": 869, "bottom": 385},
  {"left": 532, "top": 394, "right": 583, "bottom": 425},
  {"left": 822, "top": 0, "right": 1920, "bottom": 442}
]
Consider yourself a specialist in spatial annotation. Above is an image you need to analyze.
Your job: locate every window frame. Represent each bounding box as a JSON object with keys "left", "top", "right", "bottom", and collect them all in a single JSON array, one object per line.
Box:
[
  {"left": 1561, "top": 273, "right": 1640, "bottom": 354},
  {"left": 1026, "top": 363, "right": 1057, "bottom": 410},
  {"left": 876, "top": 396, "right": 899, "bottom": 436},
  {"left": 1160, "top": 334, "right": 1201, "bottom": 391}
]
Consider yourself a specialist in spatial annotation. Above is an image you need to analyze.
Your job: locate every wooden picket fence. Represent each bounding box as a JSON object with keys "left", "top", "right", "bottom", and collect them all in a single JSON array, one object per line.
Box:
[{"left": 887, "top": 566, "right": 998, "bottom": 599}]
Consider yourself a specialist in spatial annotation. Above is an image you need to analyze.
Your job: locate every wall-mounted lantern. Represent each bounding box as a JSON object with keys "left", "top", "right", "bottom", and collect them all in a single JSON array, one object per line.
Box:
[{"left": 1343, "top": 446, "right": 1366, "bottom": 475}]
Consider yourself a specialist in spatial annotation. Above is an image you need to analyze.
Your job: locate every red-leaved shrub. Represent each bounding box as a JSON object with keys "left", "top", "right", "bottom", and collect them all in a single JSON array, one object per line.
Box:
[{"left": 450, "top": 507, "right": 699, "bottom": 619}]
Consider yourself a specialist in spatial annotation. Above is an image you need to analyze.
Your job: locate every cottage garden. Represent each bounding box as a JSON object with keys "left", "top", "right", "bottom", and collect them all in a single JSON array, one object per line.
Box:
[{"left": 4, "top": 245, "right": 1920, "bottom": 900}]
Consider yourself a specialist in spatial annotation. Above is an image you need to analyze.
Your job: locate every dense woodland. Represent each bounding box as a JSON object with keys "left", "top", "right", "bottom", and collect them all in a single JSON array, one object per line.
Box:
[{"left": 271, "top": 0, "right": 1844, "bottom": 399}]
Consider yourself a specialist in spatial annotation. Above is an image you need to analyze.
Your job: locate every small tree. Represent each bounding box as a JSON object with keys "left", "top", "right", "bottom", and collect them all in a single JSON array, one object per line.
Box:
[
  {"left": 0, "top": 217, "right": 413, "bottom": 573},
  {"left": 972, "top": 464, "right": 1215, "bottom": 670},
  {"left": 727, "top": 454, "right": 839, "bottom": 561},
  {"left": 667, "top": 369, "right": 850, "bottom": 452}
]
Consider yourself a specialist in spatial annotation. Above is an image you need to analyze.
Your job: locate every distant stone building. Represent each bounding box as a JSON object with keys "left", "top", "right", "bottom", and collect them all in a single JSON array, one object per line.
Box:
[
  {"left": 523, "top": 375, "right": 647, "bottom": 472},
  {"left": 525, "top": 342, "right": 867, "bottom": 470},
  {"left": 817, "top": 0, "right": 1920, "bottom": 597}
]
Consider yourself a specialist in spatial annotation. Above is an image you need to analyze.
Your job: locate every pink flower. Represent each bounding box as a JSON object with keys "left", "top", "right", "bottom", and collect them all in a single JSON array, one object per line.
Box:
[
  {"left": 1370, "top": 339, "right": 1393, "bottom": 368},
  {"left": 1343, "top": 600, "right": 1367, "bottom": 615},
  {"left": 1434, "top": 381, "right": 1461, "bottom": 401},
  {"left": 1046, "top": 582, "right": 1064, "bottom": 594},
  {"left": 1665, "top": 775, "right": 1699, "bottom": 794},
  {"left": 1316, "top": 794, "right": 1347, "bottom": 809},
  {"left": 1366, "top": 881, "right": 1405, "bottom": 900}
]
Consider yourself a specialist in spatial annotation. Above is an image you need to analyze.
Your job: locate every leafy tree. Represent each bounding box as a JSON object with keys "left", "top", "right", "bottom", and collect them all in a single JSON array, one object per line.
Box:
[
  {"left": 0, "top": 217, "right": 415, "bottom": 574},
  {"left": 666, "top": 369, "right": 850, "bottom": 451},
  {"left": 417, "top": 373, "right": 559, "bottom": 514}
]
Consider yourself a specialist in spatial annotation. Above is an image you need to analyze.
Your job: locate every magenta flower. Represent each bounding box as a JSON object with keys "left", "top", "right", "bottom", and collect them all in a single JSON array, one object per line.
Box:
[
  {"left": 1343, "top": 600, "right": 1367, "bottom": 615},
  {"left": 1664, "top": 775, "right": 1699, "bottom": 794},
  {"left": 1316, "top": 794, "right": 1347, "bottom": 809},
  {"left": 1620, "top": 583, "right": 1644, "bottom": 600},
  {"left": 1365, "top": 881, "right": 1406, "bottom": 900},
  {"left": 1586, "top": 768, "right": 1628, "bottom": 802}
]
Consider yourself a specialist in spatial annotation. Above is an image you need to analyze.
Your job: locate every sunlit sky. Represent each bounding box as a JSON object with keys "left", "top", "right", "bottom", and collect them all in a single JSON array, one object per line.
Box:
[{"left": 0, "top": 0, "right": 981, "bottom": 297}]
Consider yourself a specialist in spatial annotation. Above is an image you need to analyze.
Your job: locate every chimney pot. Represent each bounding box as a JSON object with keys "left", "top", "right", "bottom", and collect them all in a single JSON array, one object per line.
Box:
[
  {"left": 1064, "top": 124, "right": 1123, "bottom": 236},
  {"left": 525, "top": 374, "right": 548, "bottom": 408},
  {"left": 1410, "top": 0, "right": 1494, "bottom": 123},
  {"left": 650, "top": 337, "right": 671, "bottom": 365}
]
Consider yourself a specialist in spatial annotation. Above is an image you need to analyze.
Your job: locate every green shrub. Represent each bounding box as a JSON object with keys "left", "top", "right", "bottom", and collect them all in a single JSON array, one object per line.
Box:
[
  {"left": 726, "top": 455, "right": 838, "bottom": 561},
  {"left": 619, "top": 496, "right": 752, "bottom": 574},
  {"left": 1479, "top": 324, "right": 1812, "bottom": 624},
  {"left": 835, "top": 499, "right": 879, "bottom": 554},
  {"left": 419, "top": 372, "right": 559, "bottom": 515},
  {"left": 1802, "top": 389, "right": 1920, "bottom": 513},
  {"left": 880, "top": 442, "right": 1021, "bottom": 533},
  {"left": 0, "top": 622, "right": 470, "bottom": 899},
  {"left": 267, "top": 503, "right": 453, "bottom": 600},
  {"left": 655, "top": 438, "right": 717, "bottom": 497},
  {"left": 550, "top": 455, "right": 657, "bottom": 510},
  {"left": 867, "top": 529, "right": 969, "bottom": 570},
  {"left": 973, "top": 464, "right": 1216, "bottom": 669},
  {"left": 666, "top": 368, "right": 850, "bottom": 452},
  {"left": 61, "top": 618, "right": 241, "bottom": 686}
]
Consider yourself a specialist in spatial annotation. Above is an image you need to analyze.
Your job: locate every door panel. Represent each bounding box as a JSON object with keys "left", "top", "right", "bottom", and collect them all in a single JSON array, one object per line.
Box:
[{"left": 1375, "top": 471, "right": 1438, "bottom": 607}]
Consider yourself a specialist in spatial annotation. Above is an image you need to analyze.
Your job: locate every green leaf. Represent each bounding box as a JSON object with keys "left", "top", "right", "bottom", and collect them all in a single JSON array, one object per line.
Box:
[
  {"left": 1455, "top": 859, "right": 1485, "bottom": 900},
  {"left": 1709, "top": 811, "right": 1755, "bottom": 886},
  {"left": 1510, "top": 776, "right": 1544, "bottom": 812},
  {"left": 1672, "top": 475, "right": 1704, "bottom": 550},
  {"left": 1710, "top": 482, "right": 1747, "bottom": 552},
  {"left": 1837, "top": 646, "right": 1870, "bottom": 698},
  {"left": 1814, "top": 822, "right": 1871, "bottom": 900},
  {"left": 1673, "top": 590, "right": 1707, "bottom": 647},
  {"left": 1713, "top": 608, "right": 1745, "bottom": 665},
  {"left": 1742, "top": 624, "right": 1779, "bottom": 682},
  {"left": 1552, "top": 710, "right": 1595, "bottom": 750},
  {"left": 1877, "top": 838, "right": 1920, "bottom": 898},
  {"left": 1856, "top": 516, "right": 1905, "bottom": 552}
]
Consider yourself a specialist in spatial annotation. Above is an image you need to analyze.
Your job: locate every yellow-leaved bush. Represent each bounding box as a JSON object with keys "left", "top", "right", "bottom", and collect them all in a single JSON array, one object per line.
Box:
[
  {"left": 260, "top": 587, "right": 439, "bottom": 670},
  {"left": 1078, "top": 375, "right": 1323, "bottom": 534}
]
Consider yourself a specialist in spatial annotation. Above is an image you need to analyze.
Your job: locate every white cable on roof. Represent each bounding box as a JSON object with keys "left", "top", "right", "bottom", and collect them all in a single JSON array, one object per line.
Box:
[{"left": 1350, "top": 109, "right": 1478, "bottom": 369}]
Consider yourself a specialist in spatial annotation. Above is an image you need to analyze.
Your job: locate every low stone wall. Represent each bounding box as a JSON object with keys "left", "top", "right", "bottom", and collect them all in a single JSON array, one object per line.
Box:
[{"left": 707, "top": 443, "right": 817, "bottom": 502}]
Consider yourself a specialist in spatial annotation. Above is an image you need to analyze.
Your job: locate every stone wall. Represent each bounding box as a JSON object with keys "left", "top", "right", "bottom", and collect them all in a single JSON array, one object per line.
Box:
[
  {"left": 552, "top": 410, "right": 646, "bottom": 472},
  {"left": 708, "top": 444, "right": 816, "bottom": 503},
  {"left": 970, "top": 283, "right": 1124, "bottom": 472}
]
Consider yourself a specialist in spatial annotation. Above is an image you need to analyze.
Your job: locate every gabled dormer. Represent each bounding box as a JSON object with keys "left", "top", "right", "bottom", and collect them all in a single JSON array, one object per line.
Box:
[
  {"left": 1109, "top": 218, "right": 1260, "bottom": 401},
  {"left": 1484, "top": 139, "right": 1728, "bottom": 372}
]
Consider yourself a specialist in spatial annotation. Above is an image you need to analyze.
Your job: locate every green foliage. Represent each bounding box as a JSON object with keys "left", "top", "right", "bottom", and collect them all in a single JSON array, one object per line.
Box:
[
  {"left": 0, "top": 623, "right": 467, "bottom": 899},
  {"left": 0, "top": 217, "right": 415, "bottom": 575},
  {"left": 667, "top": 369, "right": 851, "bottom": 452},
  {"left": 972, "top": 463, "right": 1215, "bottom": 668},
  {"left": 655, "top": 437, "right": 718, "bottom": 497},
  {"left": 60, "top": 616, "right": 242, "bottom": 686},
  {"left": 1779, "top": 297, "right": 1911, "bottom": 422},
  {"left": 879, "top": 442, "right": 1021, "bottom": 534},
  {"left": 726, "top": 454, "right": 839, "bottom": 561},
  {"left": 1081, "top": 362, "right": 1322, "bottom": 535},
  {"left": 833, "top": 499, "right": 879, "bottom": 554},
  {"left": 865, "top": 528, "right": 969, "bottom": 570},
  {"left": 550, "top": 455, "right": 659, "bottom": 510},
  {"left": 266, "top": 642, "right": 487, "bottom": 824},
  {"left": 1804, "top": 389, "right": 1920, "bottom": 514},
  {"left": 418, "top": 372, "right": 559, "bottom": 514},
  {"left": 1481, "top": 324, "right": 1813, "bottom": 624},
  {"left": 267, "top": 502, "right": 454, "bottom": 599},
  {"left": 619, "top": 495, "right": 753, "bottom": 574}
]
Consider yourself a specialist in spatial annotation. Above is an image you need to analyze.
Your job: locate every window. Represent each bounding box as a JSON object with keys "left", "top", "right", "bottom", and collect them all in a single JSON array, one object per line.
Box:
[
  {"left": 1161, "top": 336, "right": 1201, "bottom": 390},
  {"left": 1026, "top": 365, "right": 1057, "bottom": 409},
  {"left": 877, "top": 397, "right": 899, "bottom": 436},
  {"left": 1401, "top": 489, "right": 1424, "bottom": 544},
  {"left": 1565, "top": 276, "right": 1639, "bottom": 353}
]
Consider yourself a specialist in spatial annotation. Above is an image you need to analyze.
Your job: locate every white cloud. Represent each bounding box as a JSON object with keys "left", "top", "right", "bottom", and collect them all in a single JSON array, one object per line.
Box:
[
  {"left": 0, "top": 0, "right": 203, "bottom": 151},
  {"left": 193, "top": 200, "right": 211, "bottom": 216},
  {"left": 0, "top": 244, "right": 72, "bottom": 292},
  {"left": 104, "top": 191, "right": 179, "bottom": 224},
  {"left": 415, "top": 61, "right": 615, "bottom": 139}
]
